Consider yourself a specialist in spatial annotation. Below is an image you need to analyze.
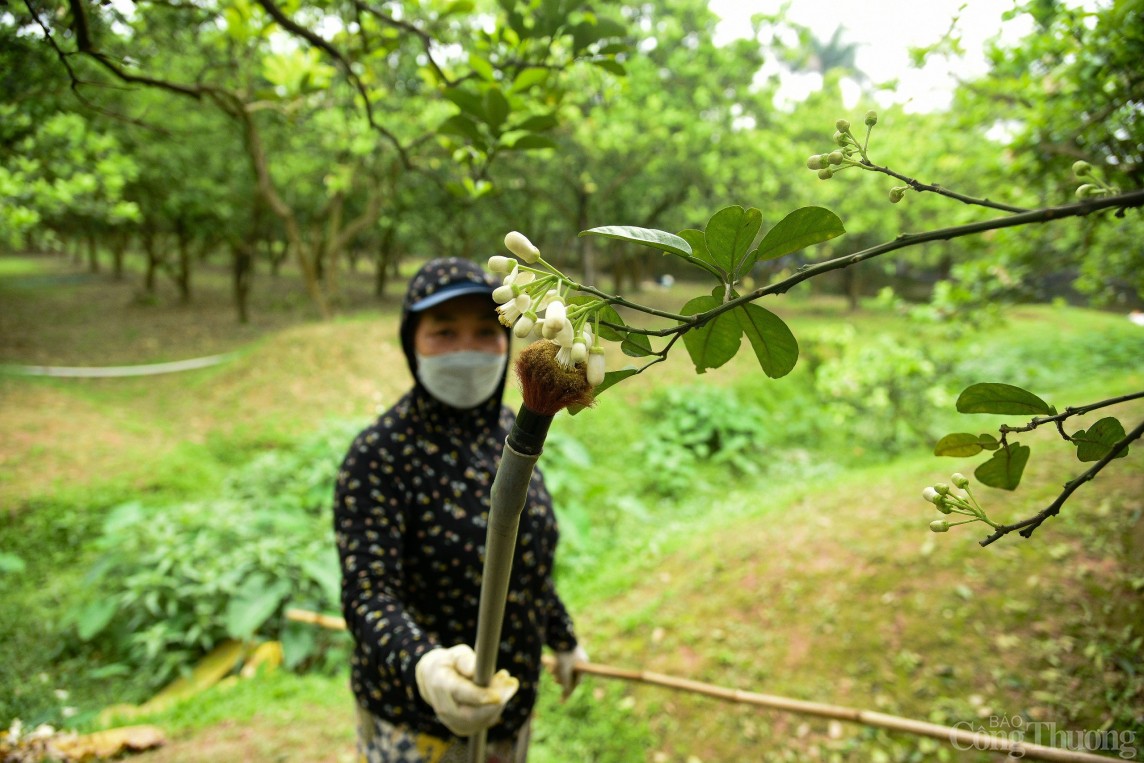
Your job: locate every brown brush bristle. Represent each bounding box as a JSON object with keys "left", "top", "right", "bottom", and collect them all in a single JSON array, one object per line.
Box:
[{"left": 515, "top": 340, "right": 595, "bottom": 416}]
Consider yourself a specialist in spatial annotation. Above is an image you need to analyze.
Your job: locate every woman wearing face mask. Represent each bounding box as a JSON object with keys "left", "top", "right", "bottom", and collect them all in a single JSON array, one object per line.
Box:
[{"left": 334, "top": 258, "right": 587, "bottom": 763}]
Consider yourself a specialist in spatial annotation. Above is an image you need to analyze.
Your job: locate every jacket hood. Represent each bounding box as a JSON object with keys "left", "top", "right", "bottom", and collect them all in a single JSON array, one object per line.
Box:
[{"left": 399, "top": 257, "right": 510, "bottom": 405}]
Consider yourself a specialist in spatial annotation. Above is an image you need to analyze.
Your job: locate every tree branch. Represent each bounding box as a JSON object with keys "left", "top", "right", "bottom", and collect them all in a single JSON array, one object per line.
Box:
[
  {"left": 594, "top": 188, "right": 1144, "bottom": 338},
  {"left": 863, "top": 161, "right": 1031, "bottom": 213},
  {"left": 250, "top": 0, "right": 413, "bottom": 168},
  {"left": 997, "top": 390, "right": 1144, "bottom": 438},
  {"left": 978, "top": 418, "right": 1144, "bottom": 547}
]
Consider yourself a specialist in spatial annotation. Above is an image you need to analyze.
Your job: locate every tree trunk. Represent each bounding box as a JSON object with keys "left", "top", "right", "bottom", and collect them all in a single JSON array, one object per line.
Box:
[
  {"left": 86, "top": 234, "right": 99, "bottom": 274},
  {"left": 843, "top": 265, "right": 861, "bottom": 311},
  {"left": 375, "top": 225, "right": 396, "bottom": 299},
  {"left": 227, "top": 96, "right": 329, "bottom": 319},
  {"left": 175, "top": 224, "right": 192, "bottom": 304},
  {"left": 232, "top": 241, "right": 254, "bottom": 324},
  {"left": 142, "top": 230, "right": 159, "bottom": 294},
  {"left": 111, "top": 232, "right": 128, "bottom": 280}
]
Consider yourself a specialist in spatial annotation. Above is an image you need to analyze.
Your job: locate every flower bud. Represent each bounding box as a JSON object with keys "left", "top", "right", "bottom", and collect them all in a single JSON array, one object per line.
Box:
[
  {"left": 922, "top": 487, "right": 941, "bottom": 504},
  {"left": 587, "top": 346, "right": 606, "bottom": 387},
  {"left": 571, "top": 337, "right": 588, "bottom": 364},
  {"left": 1071, "top": 160, "right": 1092, "bottom": 177},
  {"left": 889, "top": 186, "right": 906, "bottom": 203},
  {"left": 492, "top": 284, "right": 517, "bottom": 304},
  {"left": 504, "top": 231, "right": 541, "bottom": 263},
  {"left": 513, "top": 311, "right": 537, "bottom": 338},
  {"left": 929, "top": 520, "right": 951, "bottom": 533},
  {"left": 933, "top": 483, "right": 950, "bottom": 496},
  {"left": 542, "top": 297, "right": 567, "bottom": 337},
  {"left": 806, "top": 154, "right": 826, "bottom": 170},
  {"left": 1075, "top": 183, "right": 1098, "bottom": 200},
  {"left": 487, "top": 255, "right": 514, "bottom": 274},
  {"left": 833, "top": 130, "right": 848, "bottom": 147},
  {"left": 864, "top": 110, "right": 878, "bottom": 126},
  {"left": 950, "top": 473, "right": 969, "bottom": 489},
  {"left": 835, "top": 118, "right": 850, "bottom": 132},
  {"left": 827, "top": 151, "right": 844, "bottom": 165},
  {"left": 817, "top": 168, "right": 834, "bottom": 180}
]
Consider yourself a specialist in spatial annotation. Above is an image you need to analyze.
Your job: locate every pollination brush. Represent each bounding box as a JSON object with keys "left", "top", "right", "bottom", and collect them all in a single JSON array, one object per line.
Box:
[{"left": 468, "top": 340, "right": 594, "bottom": 763}]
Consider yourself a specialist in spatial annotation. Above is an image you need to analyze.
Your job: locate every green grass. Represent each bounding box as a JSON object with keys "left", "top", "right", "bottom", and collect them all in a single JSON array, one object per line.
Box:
[{"left": 2, "top": 253, "right": 1142, "bottom": 762}]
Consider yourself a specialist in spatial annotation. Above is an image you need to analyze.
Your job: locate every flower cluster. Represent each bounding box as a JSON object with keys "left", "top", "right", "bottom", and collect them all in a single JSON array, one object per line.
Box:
[
  {"left": 805, "top": 112, "right": 911, "bottom": 204},
  {"left": 488, "top": 232, "right": 608, "bottom": 387},
  {"left": 921, "top": 473, "right": 999, "bottom": 533}
]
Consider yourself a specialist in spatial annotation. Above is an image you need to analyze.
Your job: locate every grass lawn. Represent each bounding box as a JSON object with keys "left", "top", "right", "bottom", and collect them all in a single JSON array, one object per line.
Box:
[{"left": 2, "top": 250, "right": 1141, "bottom": 762}]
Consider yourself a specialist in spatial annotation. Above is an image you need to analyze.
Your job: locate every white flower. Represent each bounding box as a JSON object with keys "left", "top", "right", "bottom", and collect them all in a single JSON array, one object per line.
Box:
[
  {"left": 587, "top": 346, "right": 606, "bottom": 387},
  {"left": 497, "top": 293, "right": 531, "bottom": 327},
  {"left": 503, "top": 266, "right": 535, "bottom": 287},
  {"left": 542, "top": 298, "right": 567, "bottom": 338},
  {"left": 554, "top": 319, "right": 574, "bottom": 347},
  {"left": 504, "top": 231, "right": 541, "bottom": 263},
  {"left": 492, "top": 284, "right": 516, "bottom": 304},
  {"left": 536, "top": 289, "right": 559, "bottom": 313},
  {"left": 922, "top": 487, "right": 941, "bottom": 505},
  {"left": 581, "top": 324, "right": 594, "bottom": 346},
  {"left": 513, "top": 311, "right": 537, "bottom": 338},
  {"left": 555, "top": 342, "right": 574, "bottom": 369},
  {"left": 487, "top": 255, "right": 514, "bottom": 274}
]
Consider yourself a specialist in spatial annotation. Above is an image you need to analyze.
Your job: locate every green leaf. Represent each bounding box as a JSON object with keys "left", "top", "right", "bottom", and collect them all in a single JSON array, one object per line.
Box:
[
  {"left": 510, "top": 68, "right": 549, "bottom": 93},
  {"left": 468, "top": 53, "right": 495, "bottom": 81},
  {"left": 281, "top": 621, "right": 316, "bottom": 670},
  {"left": 589, "top": 58, "right": 626, "bottom": 76},
  {"left": 568, "top": 299, "right": 626, "bottom": 343},
  {"left": 1072, "top": 417, "right": 1128, "bottom": 462},
  {"left": 734, "top": 303, "right": 798, "bottom": 378},
  {"left": 301, "top": 555, "right": 341, "bottom": 604},
  {"left": 620, "top": 332, "right": 654, "bottom": 357},
  {"left": 579, "top": 225, "right": 692, "bottom": 258},
  {"left": 483, "top": 87, "right": 510, "bottom": 131},
  {"left": 933, "top": 432, "right": 998, "bottom": 457},
  {"left": 510, "top": 113, "right": 558, "bottom": 132},
  {"left": 569, "top": 367, "right": 639, "bottom": 414},
  {"left": 681, "top": 295, "right": 742, "bottom": 374},
  {"left": 956, "top": 383, "right": 1053, "bottom": 415},
  {"left": 437, "top": 114, "right": 483, "bottom": 144},
  {"left": 443, "top": 87, "right": 486, "bottom": 120},
  {"left": 225, "top": 573, "right": 290, "bottom": 639},
  {"left": 676, "top": 229, "right": 725, "bottom": 279},
  {"left": 703, "top": 206, "right": 762, "bottom": 276},
  {"left": 76, "top": 598, "right": 118, "bottom": 641},
  {"left": 507, "top": 133, "right": 558, "bottom": 151},
  {"left": 750, "top": 206, "right": 845, "bottom": 266},
  {"left": 0, "top": 551, "right": 25, "bottom": 574},
  {"left": 974, "top": 442, "right": 1031, "bottom": 490}
]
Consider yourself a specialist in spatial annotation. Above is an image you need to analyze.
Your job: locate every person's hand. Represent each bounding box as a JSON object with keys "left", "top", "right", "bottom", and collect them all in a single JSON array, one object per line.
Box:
[
  {"left": 415, "top": 645, "right": 519, "bottom": 737},
  {"left": 551, "top": 644, "right": 589, "bottom": 701}
]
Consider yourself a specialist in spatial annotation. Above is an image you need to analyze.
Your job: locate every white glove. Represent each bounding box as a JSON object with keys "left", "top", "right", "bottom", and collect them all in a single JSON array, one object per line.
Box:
[
  {"left": 415, "top": 645, "right": 519, "bottom": 737},
  {"left": 552, "top": 644, "right": 589, "bottom": 700}
]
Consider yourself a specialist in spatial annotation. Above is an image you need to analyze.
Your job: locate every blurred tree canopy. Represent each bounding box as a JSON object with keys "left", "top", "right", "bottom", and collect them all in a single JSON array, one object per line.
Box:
[{"left": 1, "top": 0, "right": 1141, "bottom": 319}]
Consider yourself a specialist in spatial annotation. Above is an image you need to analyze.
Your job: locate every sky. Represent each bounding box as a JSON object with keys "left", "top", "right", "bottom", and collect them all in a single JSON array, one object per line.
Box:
[{"left": 708, "top": 0, "right": 1033, "bottom": 112}]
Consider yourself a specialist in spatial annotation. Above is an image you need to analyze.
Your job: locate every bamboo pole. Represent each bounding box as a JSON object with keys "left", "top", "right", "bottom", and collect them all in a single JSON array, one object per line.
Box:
[{"left": 286, "top": 609, "right": 1118, "bottom": 762}]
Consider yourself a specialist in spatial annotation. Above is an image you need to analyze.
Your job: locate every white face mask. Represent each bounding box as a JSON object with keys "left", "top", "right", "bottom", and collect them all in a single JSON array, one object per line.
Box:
[{"left": 415, "top": 351, "right": 507, "bottom": 410}]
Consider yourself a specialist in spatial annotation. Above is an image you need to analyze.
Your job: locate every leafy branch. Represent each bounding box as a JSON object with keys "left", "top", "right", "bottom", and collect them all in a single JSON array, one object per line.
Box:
[
  {"left": 487, "top": 111, "right": 1143, "bottom": 546},
  {"left": 978, "top": 418, "right": 1144, "bottom": 546},
  {"left": 930, "top": 384, "right": 1140, "bottom": 544},
  {"left": 805, "top": 114, "right": 1030, "bottom": 213}
]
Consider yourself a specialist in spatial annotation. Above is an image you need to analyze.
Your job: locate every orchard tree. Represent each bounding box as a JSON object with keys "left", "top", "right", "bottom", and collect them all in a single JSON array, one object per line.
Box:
[{"left": 9, "top": 0, "right": 629, "bottom": 317}]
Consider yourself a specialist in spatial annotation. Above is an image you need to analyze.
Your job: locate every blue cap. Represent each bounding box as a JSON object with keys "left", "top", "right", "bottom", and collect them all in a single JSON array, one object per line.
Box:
[{"left": 408, "top": 280, "right": 496, "bottom": 312}]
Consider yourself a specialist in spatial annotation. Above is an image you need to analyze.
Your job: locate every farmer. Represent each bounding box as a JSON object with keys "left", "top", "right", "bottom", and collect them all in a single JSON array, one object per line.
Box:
[{"left": 333, "top": 257, "right": 587, "bottom": 763}]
